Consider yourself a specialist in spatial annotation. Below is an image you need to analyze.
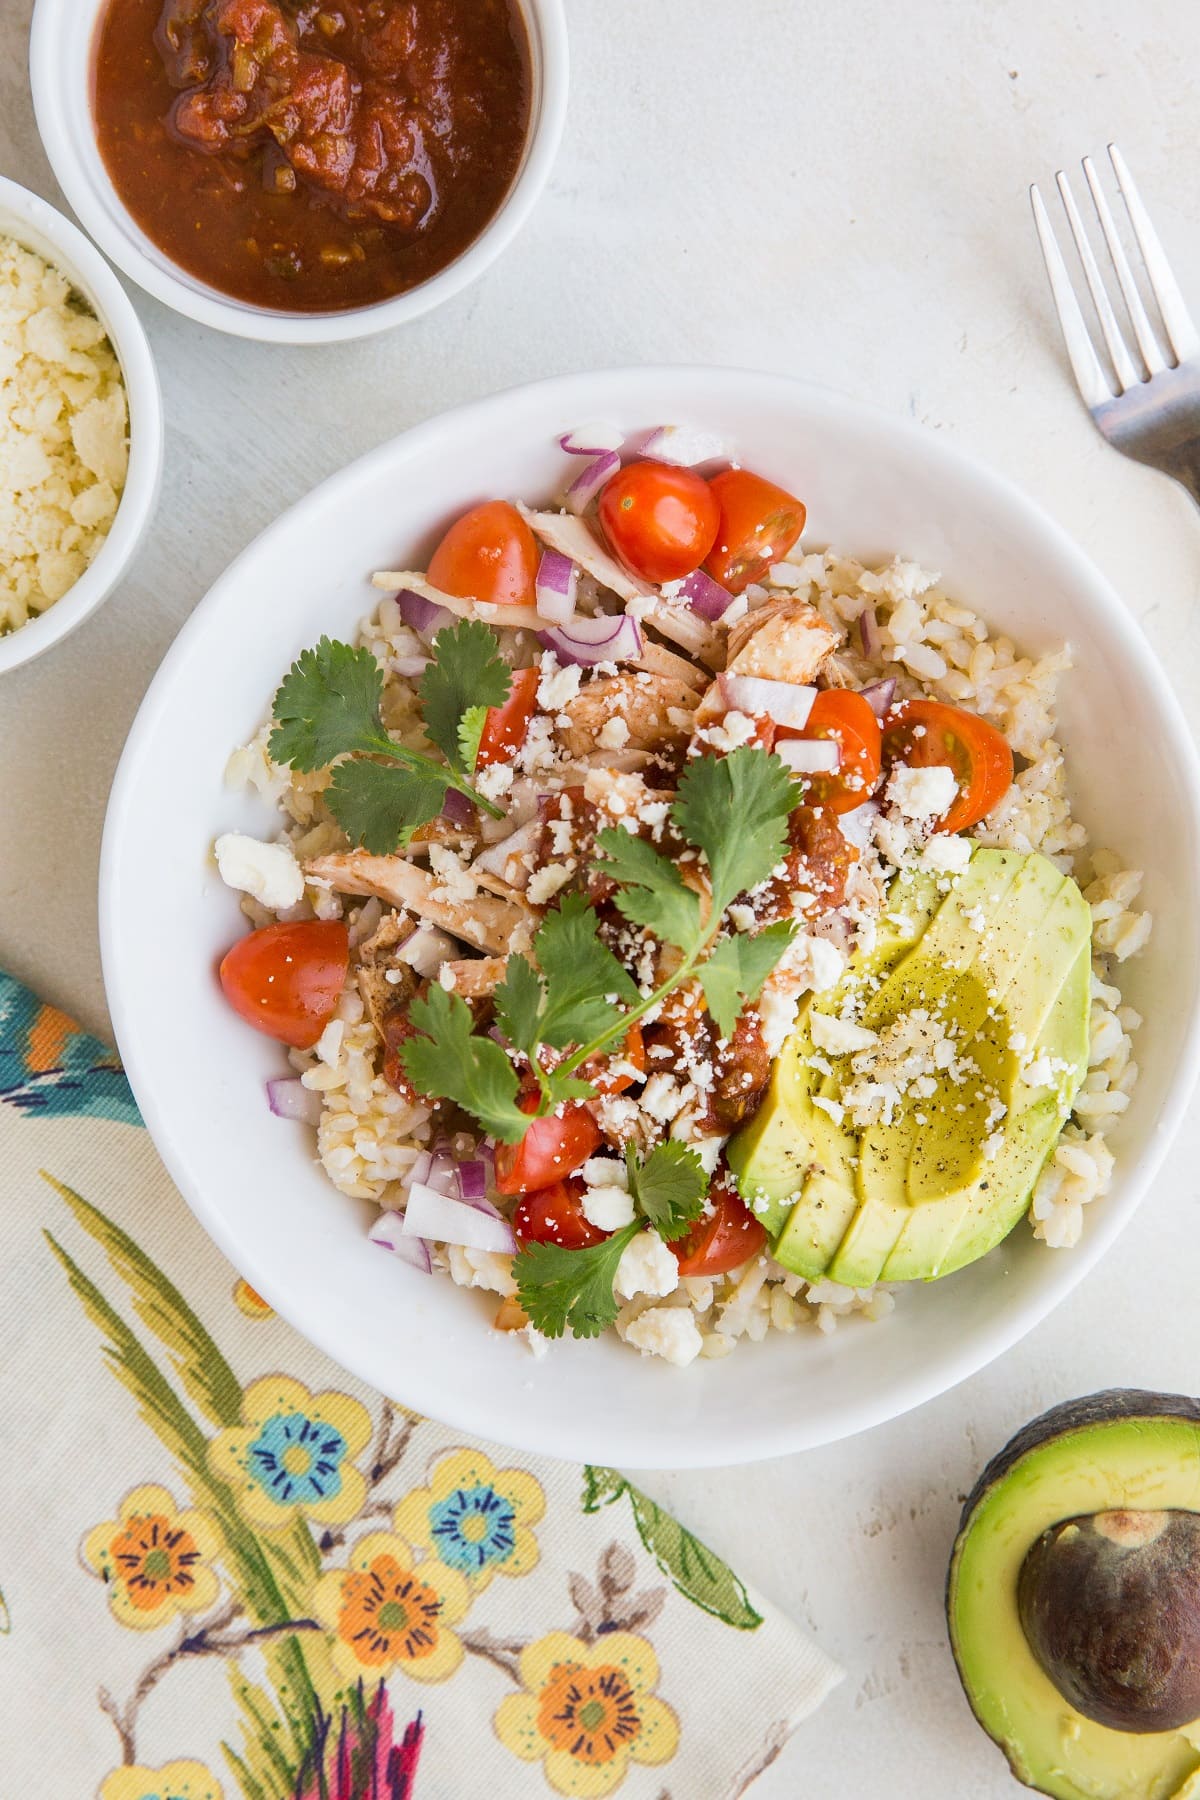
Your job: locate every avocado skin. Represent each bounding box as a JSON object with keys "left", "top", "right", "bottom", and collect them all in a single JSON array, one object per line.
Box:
[
  {"left": 947, "top": 1392, "right": 1200, "bottom": 1800},
  {"left": 954, "top": 1392, "right": 1200, "bottom": 1537}
]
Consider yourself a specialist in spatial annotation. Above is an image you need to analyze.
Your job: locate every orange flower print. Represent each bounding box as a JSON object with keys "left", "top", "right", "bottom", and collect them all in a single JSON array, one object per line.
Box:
[
  {"left": 495, "top": 1631, "right": 679, "bottom": 1797},
  {"left": 313, "top": 1531, "right": 470, "bottom": 1686},
  {"left": 232, "top": 1278, "right": 273, "bottom": 1319},
  {"left": 83, "top": 1486, "right": 221, "bottom": 1632}
]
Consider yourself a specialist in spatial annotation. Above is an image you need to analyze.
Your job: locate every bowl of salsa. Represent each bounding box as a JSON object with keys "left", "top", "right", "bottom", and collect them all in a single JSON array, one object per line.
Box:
[{"left": 30, "top": 0, "right": 567, "bottom": 342}]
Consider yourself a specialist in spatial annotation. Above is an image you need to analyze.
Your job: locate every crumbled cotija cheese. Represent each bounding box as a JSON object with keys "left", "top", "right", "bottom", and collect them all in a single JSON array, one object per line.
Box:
[{"left": 1, "top": 236, "right": 128, "bottom": 634}]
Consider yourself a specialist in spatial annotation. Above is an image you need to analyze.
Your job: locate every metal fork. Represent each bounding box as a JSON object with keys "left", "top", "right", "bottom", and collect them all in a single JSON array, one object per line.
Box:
[{"left": 1031, "top": 144, "right": 1200, "bottom": 504}]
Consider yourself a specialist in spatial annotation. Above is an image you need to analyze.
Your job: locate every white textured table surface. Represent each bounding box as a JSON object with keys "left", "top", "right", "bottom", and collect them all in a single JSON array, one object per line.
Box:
[{"left": 5, "top": 3, "right": 1200, "bottom": 1793}]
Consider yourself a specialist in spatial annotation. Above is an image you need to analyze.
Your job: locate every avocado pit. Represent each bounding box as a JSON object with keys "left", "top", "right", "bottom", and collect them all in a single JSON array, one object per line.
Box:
[{"left": 1017, "top": 1508, "right": 1200, "bottom": 1733}]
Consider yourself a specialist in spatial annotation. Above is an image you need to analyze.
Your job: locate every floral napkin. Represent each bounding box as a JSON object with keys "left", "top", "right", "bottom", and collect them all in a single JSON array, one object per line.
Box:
[{"left": 0, "top": 971, "right": 842, "bottom": 1800}]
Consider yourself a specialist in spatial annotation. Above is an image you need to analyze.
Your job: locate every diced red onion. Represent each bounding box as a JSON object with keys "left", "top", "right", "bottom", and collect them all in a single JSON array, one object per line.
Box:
[
  {"left": 860, "top": 678, "right": 897, "bottom": 720},
  {"left": 439, "top": 787, "right": 475, "bottom": 829},
  {"left": 639, "top": 424, "right": 731, "bottom": 467},
  {"left": 535, "top": 550, "right": 578, "bottom": 625},
  {"left": 266, "top": 1078, "right": 324, "bottom": 1126},
  {"left": 858, "top": 606, "right": 881, "bottom": 659},
  {"left": 394, "top": 654, "right": 430, "bottom": 679},
  {"left": 403, "top": 1182, "right": 515, "bottom": 1253},
  {"left": 677, "top": 568, "right": 733, "bottom": 621},
  {"left": 541, "top": 611, "right": 643, "bottom": 667},
  {"left": 457, "top": 1159, "right": 490, "bottom": 1201},
  {"left": 720, "top": 673, "right": 817, "bottom": 730},
  {"left": 397, "top": 588, "right": 452, "bottom": 639},
  {"left": 565, "top": 451, "right": 620, "bottom": 515},
  {"left": 369, "top": 1211, "right": 433, "bottom": 1273},
  {"left": 776, "top": 738, "right": 841, "bottom": 774},
  {"left": 560, "top": 423, "right": 625, "bottom": 457}
]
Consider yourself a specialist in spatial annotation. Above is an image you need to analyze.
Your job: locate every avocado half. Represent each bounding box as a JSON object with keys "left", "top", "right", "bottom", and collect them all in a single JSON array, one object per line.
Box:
[{"left": 948, "top": 1392, "right": 1200, "bottom": 1800}]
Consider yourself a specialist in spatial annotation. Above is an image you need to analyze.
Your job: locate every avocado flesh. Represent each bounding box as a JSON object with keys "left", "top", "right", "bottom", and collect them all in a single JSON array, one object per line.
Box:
[
  {"left": 881, "top": 883, "right": 1092, "bottom": 1283},
  {"left": 827, "top": 851, "right": 1033, "bottom": 1286},
  {"left": 948, "top": 1394, "right": 1200, "bottom": 1800},
  {"left": 727, "top": 870, "right": 943, "bottom": 1258},
  {"left": 735, "top": 848, "right": 1091, "bottom": 1285}
]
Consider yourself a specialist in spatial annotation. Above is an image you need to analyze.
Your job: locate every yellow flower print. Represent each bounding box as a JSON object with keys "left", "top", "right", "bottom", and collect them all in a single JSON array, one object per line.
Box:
[
  {"left": 82, "top": 1485, "right": 221, "bottom": 1632},
  {"left": 393, "top": 1447, "right": 545, "bottom": 1589},
  {"left": 99, "top": 1760, "right": 222, "bottom": 1800},
  {"left": 208, "top": 1376, "right": 371, "bottom": 1531},
  {"left": 232, "top": 1277, "right": 273, "bottom": 1319},
  {"left": 312, "top": 1530, "right": 470, "bottom": 1685},
  {"left": 495, "top": 1631, "right": 679, "bottom": 1798}
]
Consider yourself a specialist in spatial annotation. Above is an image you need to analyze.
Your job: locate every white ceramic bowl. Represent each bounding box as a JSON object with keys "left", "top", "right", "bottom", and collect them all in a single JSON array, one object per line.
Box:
[
  {"left": 30, "top": 0, "right": 568, "bottom": 345},
  {"left": 100, "top": 367, "right": 1200, "bottom": 1467},
  {"left": 0, "top": 176, "right": 162, "bottom": 676}
]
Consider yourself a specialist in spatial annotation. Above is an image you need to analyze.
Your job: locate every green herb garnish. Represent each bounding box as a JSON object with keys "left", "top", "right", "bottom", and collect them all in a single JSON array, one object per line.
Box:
[
  {"left": 515, "top": 1143, "right": 709, "bottom": 1339},
  {"left": 400, "top": 746, "right": 800, "bottom": 1131},
  {"left": 268, "top": 622, "right": 512, "bottom": 852}
]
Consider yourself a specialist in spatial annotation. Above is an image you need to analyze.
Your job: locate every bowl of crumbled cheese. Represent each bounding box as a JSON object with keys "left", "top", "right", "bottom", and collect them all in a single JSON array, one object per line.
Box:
[{"left": 0, "top": 174, "right": 162, "bottom": 674}]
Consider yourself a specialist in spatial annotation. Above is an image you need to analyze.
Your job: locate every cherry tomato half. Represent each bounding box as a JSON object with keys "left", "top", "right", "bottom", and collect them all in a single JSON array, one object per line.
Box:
[
  {"left": 427, "top": 500, "right": 539, "bottom": 607},
  {"left": 704, "top": 468, "right": 806, "bottom": 594},
  {"left": 476, "top": 665, "right": 539, "bottom": 769},
  {"left": 777, "top": 689, "right": 882, "bottom": 814},
  {"left": 882, "top": 698, "right": 1014, "bottom": 835},
  {"left": 669, "top": 1175, "right": 767, "bottom": 1276},
  {"left": 598, "top": 461, "right": 720, "bottom": 584},
  {"left": 514, "top": 1178, "right": 607, "bottom": 1249},
  {"left": 219, "top": 919, "right": 348, "bottom": 1050},
  {"left": 494, "top": 1099, "right": 603, "bottom": 1196}
]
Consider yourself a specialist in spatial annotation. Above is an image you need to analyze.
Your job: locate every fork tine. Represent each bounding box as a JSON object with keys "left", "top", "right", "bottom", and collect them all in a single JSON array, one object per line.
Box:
[
  {"left": 1030, "top": 184, "right": 1113, "bottom": 410},
  {"left": 1055, "top": 170, "right": 1141, "bottom": 392},
  {"left": 1082, "top": 156, "right": 1166, "bottom": 376},
  {"left": 1109, "top": 143, "right": 1200, "bottom": 363}
]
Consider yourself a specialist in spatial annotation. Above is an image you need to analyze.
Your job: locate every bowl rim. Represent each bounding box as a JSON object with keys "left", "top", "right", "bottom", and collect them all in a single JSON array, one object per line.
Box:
[
  {"left": 100, "top": 365, "right": 1200, "bottom": 1465},
  {"left": 0, "top": 173, "right": 163, "bottom": 676},
  {"left": 29, "top": 0, "right": 569, "bottom": 346}
]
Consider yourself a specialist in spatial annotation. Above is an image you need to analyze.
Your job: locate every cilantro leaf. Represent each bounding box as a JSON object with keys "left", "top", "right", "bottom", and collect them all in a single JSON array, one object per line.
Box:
[
  {"left": 543, "top": 1070, "right": 598, "bottom": 1108},
  {"left": 269, "top": 638, "right": 387, "bottom": 772},
  {"left": 400, "top": 985, "right": 527, "bottom": 1143},
  {"left": 494, "top": 955, "right": 543, "bottom": 1058},
  {"left": 536, "top": 893, "right": 639, "bottom": 1050},
  {"left": 672, "top": 746, "right": 796, "bottom": 916},
  {"left": 593, "top": 828, "right": 703, "bottom": 954},
  {"left": 326, "top": 760, "right": 448, "bottom": 855},
  {"left": 515, "top": 1222, "right": 640, "bottom": 1340},
  {"left": 697, "top": 920, "right": 798, "bottom": 1038},
  {"left": 626, "top": 1141, "right": 709, "bottom": 1239},
  {"left": 419, "top": 620, "right": 511, "bottom": 774},
  {"left": 457, "top": 705, "right": 491, "bottom": 777}
]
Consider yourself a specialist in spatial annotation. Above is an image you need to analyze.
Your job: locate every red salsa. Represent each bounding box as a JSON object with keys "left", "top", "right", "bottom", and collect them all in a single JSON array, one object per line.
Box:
[{"left": 92, "top": 0, "right": 531, "bottom": 313}]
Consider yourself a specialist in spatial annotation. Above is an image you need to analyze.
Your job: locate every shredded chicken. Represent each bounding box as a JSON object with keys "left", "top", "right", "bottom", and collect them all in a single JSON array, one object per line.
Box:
[
  {"left": 724, "top": 595, "right": 839, "bottom": 677},
  {"left": 558, "top": 670, "right": 697, "bottom": 758},
  {"left": 440, "top": 956, "right": 509, "bottom": 998},
  {"left": 355, "top": 912, "right": 419, "bottom": 1037},
  {"left": 307, "top": 851, "right": 534, "bottom": 954},
  {"left": 692, "top": 597, "right": 839, "bottom": 731},
  {"left": 520, "top": 507, "right": 654, "bottom": 604}
]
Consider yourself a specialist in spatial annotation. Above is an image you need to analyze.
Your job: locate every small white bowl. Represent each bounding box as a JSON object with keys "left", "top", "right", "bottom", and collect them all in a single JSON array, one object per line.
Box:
[
  {"left": 101, "top": 367, "right": 1200, "bottom": 1468},
  {"left": 0, "top": 175, "right": 162, "bottom": 676},
  {"left": 30, "top": 0, "right": 568, "bottom": 346}
]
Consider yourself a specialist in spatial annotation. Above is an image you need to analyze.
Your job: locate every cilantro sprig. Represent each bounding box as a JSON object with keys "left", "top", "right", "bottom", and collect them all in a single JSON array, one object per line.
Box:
[
  {"left": 400, "top": 747, "right": 801, "bottom": 1136},
  {"left": 516, "top": 1143, "right": 709, "bottom": 1339},
  {"left": 268, "top": 623, "right": 512, "bottom": 853}
]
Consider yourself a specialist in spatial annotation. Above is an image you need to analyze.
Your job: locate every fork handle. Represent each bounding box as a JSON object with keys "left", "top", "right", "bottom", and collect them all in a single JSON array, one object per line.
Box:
[{"left": 1103, "top": 369, "right": 1200, "bottom": 507}]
